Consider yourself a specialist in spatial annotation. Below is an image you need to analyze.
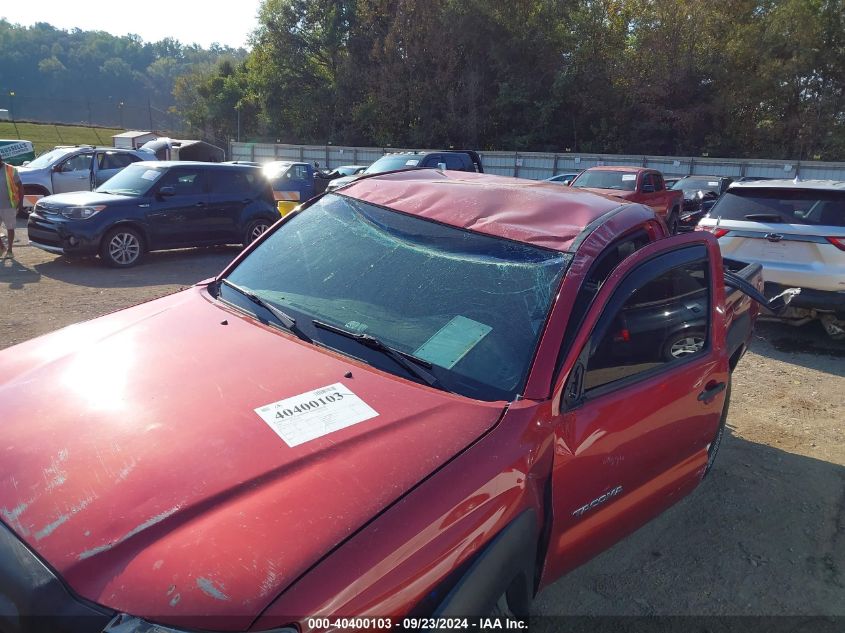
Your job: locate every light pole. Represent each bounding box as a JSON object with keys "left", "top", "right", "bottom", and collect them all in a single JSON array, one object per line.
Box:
[
  {"left": 235, "top": 104, "right": 241, "bottom": 143},
  {"left": 118, "top": 101, "right": 125, "bottom": 129},
  {"left": 9, "top": 91, "right": 20, "bottom": 137}
]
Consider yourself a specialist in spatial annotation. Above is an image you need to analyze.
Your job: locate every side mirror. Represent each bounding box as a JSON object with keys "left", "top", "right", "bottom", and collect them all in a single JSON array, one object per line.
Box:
[
  {"left": 641, "top": 183, "right": 655, "bottom": 193},
  {"left": 52, "top": 164, "right": 63, "bottom": 173},
  {"left": 158, "top": 186, "right": 176, "bottom": 198},
  {"left": 22, "top": 161, "right": 30, "bottom": 166},
  {"left": 437, "top": 162, "right": 447, "bottom": 170}
]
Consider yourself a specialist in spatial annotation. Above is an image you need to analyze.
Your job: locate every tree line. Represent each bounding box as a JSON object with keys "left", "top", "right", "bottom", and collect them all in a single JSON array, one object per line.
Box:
[
  {"left": 0, "top": 20, "right": 244, "bottom": 135},
  {"left": 3, "top": 2, "right": 844, "bottom": 161},
  {"left": 178, "top": 0, "right": 845, "bottom": 161}
]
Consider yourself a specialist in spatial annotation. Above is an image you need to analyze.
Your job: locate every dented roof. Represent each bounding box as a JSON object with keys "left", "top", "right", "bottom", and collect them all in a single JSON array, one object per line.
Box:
[{"left": 339, "top": 169, "right": 628, "bottom": 252}]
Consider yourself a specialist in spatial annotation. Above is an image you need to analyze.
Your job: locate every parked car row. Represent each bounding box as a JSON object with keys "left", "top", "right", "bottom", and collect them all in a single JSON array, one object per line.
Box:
[{"left": 22, "top": 148, "right": 842, "bottom": 342}]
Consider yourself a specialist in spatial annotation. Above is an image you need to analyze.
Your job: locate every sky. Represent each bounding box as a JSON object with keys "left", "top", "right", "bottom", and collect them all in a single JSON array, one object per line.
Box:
[{"left": 1, "top": 0, "right": 264, "bottom": 49}]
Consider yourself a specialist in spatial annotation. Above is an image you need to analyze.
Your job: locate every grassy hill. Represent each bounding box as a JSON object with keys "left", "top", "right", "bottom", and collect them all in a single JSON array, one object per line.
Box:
[{"left": 0, "top": 121, "right": 125, "bottom": 154}]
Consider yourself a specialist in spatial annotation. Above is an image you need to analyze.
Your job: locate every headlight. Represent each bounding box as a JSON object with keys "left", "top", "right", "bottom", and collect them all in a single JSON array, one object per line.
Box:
[
  {"left": 60, "top": 205, "right": 106, "bottom": 219},
  {"left": 103, "top": 613, "right": 297, "bottom": 633}
]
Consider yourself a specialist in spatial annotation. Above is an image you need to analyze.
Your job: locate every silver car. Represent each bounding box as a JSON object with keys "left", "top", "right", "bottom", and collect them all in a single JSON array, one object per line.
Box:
[
  {"left": 17, "top": 145, "right": 156, "bottom": 210},
  {"left": 698, "top": 179, "right": 845, "bottom": 339}
]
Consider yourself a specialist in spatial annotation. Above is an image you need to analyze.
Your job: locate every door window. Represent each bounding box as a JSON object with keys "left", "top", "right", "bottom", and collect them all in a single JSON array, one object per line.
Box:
[
  {"left": 158, "top": 169, "right": 206, "bottom": 195},
  {"left": 210, "top": 170, "right": 257, "bottom": 194},
  {"left": 443, "top": 155, "right": 465, "bottom": 170},
  {"left": 100, "top": 152, "right": 138, "bottom": 170},
  {"left": 652, "top": 173, "right": 665, "bottom": 191},
  {"left": 60, "top": 153, "right": 93, "bottom": 173},
  {"left": 584, "top": 257, "right": 710, "bottom": 391}
]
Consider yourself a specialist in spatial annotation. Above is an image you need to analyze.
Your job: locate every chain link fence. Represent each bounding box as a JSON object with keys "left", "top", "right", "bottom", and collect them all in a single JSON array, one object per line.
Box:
[{"left": 2, "top": 93, "right": 185, "bottom": 137}]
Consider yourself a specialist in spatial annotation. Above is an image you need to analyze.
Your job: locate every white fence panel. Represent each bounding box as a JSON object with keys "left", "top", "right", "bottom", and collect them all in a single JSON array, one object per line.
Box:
[{"left": 229, "top": 142, "right": 845, "bottom": 181}]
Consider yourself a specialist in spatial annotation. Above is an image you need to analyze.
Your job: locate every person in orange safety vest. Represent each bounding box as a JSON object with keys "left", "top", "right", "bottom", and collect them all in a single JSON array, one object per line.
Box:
[{"left": 1, "top": 155, "right": 23, "bottom": 259}]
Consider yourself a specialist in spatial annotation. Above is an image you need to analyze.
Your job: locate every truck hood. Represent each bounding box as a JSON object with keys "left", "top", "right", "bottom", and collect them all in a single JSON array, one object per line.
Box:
[
  {"left": 574, "top": 187, "right": 636, "bottom": 200},
  {"left": 35, "top": 191, "right": 138, "bottom": 207},
  {"left": 0, "top": 287, "right": 504, "bottom": 627}
]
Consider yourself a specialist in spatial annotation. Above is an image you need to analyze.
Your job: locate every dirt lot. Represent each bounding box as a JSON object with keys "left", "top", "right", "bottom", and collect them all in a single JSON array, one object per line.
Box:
[{"left": 1, "top": 220, "right": 843, "bottom": 617}]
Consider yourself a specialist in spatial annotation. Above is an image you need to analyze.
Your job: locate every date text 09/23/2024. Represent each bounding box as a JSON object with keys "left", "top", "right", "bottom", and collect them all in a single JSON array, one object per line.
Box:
[{"left": 306, "top": 617, "right": 528, "bottom": 630}]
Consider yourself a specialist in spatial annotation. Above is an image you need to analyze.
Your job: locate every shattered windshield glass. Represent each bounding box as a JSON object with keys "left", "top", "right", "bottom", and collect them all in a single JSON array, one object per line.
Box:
[{"left": 223, "top": 194, "right": 570, "bottom": 401}]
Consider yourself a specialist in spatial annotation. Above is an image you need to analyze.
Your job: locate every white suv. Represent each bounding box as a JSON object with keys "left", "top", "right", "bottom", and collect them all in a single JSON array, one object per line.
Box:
[
  {"left": 698, "top": 179, "right": 845, "bottom": 339},
  {"left": 17, "top": 145, "right": 156, "bottom": 212}
]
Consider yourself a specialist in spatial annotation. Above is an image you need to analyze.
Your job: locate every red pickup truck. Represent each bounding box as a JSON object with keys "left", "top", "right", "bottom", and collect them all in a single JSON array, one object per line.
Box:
[
  {"left": 570, "top": 166, "right": 685, "bottom": 234},
  {"left": 0, "top": 171, "right": 791, "bottom": 632}
]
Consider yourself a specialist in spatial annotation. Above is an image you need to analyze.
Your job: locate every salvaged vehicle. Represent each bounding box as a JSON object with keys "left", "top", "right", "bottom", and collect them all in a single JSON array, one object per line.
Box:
[
  {"left": 670, "top": 175, "right": 734, "bottom": 231},
  {"left": 27, "top": 161, "right": 278, "bottom": 267},
  {"left": 570, "top": 166, "right": 684, "bottom": 234},
  {"left": 325, "top": 150, "right": 483, "bottom": 191},
  {"left": 544, "top": 171, "right": 581, "bottom": 185},
  {"left": 262, "top": 161, "right": 319, "bottom": 216},
  {"left": 16, "top": 145, "right": 157, "bottom": 212},
  {"left": 698, "top": 178, "right": 845, "bottom": 339},
  {"left": 1, "top": 171, "right": 790, "bottom": 631}
]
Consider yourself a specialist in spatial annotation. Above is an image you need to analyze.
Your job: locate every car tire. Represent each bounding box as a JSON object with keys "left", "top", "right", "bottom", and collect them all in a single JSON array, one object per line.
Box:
[
  {"left": 704, "top": 377, "right": 731, "bottom": 477},
  {"left": 100, "top": 226, "right": 144, "bottom": 268},
  {"left": 663, "top": 329, "right": 705, "bottom": 361},
  {"left": 666, "top": 209, "right": 680, "bottom": 235},
  {"left": 243, "top": 218, "right": 272, "bottom": 247}
]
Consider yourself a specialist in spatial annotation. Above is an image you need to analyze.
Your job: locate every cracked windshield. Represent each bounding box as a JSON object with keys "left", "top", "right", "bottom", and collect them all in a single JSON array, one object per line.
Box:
[{"left": 223, "top": 194, "right": 569, "bottom": 401}]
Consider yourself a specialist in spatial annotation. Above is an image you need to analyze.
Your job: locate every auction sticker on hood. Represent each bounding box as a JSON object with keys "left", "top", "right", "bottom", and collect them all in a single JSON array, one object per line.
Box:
[{"left": 254, "top": 383, "right": 378, "bottom": 448}]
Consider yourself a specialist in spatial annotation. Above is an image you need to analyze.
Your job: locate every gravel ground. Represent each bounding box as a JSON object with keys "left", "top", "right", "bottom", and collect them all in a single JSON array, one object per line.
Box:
[{"left": 1, "top": 221, "right": 843, "bottom": 618}]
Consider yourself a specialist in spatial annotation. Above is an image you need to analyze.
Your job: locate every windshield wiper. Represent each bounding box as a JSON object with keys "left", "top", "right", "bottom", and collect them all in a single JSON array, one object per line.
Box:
[
  {"left": 745, "top": 213, "right": 784, "bottom": 222},
  {"left": 218, "top": 279, "right": 313, "bottom": 343},
  {"left": 312, "top": 319, "right": 441, "bottom": 388}
]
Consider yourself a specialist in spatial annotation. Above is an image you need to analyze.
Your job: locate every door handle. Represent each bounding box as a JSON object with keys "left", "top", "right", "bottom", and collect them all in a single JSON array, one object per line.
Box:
[
  {"left": 195, "top": 202, "right": 206, "bottom": 207},
  {"left": 698, "top": 381, "right": 726, "bottom": 402}
]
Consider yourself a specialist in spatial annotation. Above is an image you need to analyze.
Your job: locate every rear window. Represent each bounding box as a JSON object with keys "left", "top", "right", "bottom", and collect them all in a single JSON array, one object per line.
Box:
[
  {"left": 364, "top": 155, "right": 426, "bottom": 173},
  {"left": 572, "top": 170, "right": 638, "bottom": 191},
  {"left": 708, "top": 189, "right": 845, "bottom": 227},
  {"left": 211, "top": 169, "right": 260, "bottom": 194}
]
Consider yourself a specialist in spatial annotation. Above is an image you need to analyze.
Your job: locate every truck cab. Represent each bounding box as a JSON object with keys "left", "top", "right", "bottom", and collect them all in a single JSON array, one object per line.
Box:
[
  {"left": 570, "top": 166, "right": 684, "bottom": 234},
  {"left": 262, "top": 161, "right": 316, "bottom": 216}
]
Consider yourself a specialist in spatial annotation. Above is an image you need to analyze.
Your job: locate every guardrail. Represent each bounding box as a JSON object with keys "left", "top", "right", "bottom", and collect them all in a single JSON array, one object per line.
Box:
[{"left": 229, "top": 142, "right": 845, "bottom": 181}]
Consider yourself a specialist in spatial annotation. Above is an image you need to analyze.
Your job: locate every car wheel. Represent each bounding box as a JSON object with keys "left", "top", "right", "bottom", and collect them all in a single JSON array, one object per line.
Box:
[
  {"left": 243, "top": 219, "right": 271, "bottom": 247},
  {"left": 100, "top": 227, "right": 143, "bottom": 268},
  {"left": 666, "top": 210, "right": 680, "bottom": 235},
  {"left": 704, "top": 377, "right": 731, "bottom": 476},
  {"left": 663, "top": 330, "right": 705, "bottom": 361}
]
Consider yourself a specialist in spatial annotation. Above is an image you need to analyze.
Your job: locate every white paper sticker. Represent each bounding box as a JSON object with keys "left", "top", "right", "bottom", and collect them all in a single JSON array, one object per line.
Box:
[
  {"left": 141, "top": 169, "right": 161, "bottom": 181},
  {"left": 708, "top": 181, "right": 719, "bottom": 186},
  {"left": 621, "top": 174, "right": 637, "bottom": 181},
  {"left": 405, "top": 159, "right": 419, "bottom": 166},
  {"left": 254, "top": 383, "right": 378, "bottom": 448}
]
